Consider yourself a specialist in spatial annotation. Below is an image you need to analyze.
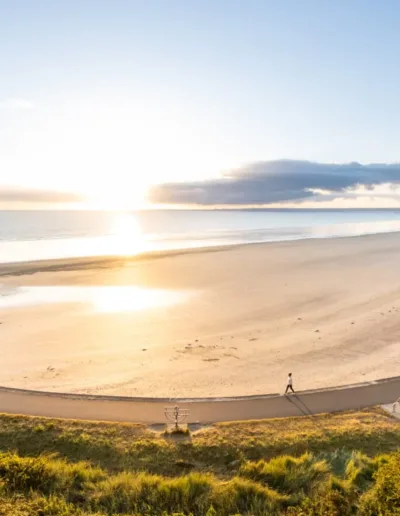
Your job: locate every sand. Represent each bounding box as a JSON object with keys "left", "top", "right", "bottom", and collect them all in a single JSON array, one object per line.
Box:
[{"left": 1, "top": 233, "right": 400, "bottom": 397}]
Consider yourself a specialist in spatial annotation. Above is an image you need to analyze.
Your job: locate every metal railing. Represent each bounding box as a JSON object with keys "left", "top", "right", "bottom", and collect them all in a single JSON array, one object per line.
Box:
[{"left": 164, "top": 405, "right": 189, "bottom": 430}]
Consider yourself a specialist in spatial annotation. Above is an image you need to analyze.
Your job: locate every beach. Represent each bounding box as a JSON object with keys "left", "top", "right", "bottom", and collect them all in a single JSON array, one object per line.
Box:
[{"left": 1, "top": 232, "right": 400, "bottom": 397}]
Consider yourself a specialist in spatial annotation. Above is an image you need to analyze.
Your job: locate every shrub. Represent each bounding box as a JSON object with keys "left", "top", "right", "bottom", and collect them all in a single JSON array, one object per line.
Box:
[
  {"left": 239, "top": 453, "right": 330, "bottom": 496},
  {"left": 92, "top": 471, "right": 213, "bottom": 514},
  {"left": 345, "top": 451, "right": 376, "bottom": 490},
  {"left": 359, "top": 451, "right": 400, "bottom": 515},
  {"left": 212, "top": 476, "right": 289, "bottom": 515},
  {"left": 0, "top": 453, "right": 105, "bottom": 497}
]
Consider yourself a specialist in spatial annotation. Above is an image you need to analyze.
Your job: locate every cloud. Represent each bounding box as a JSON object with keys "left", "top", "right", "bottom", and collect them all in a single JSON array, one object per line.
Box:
[
  {"left": 0, "top": 187, "right": 82, "bottom": 203},
  {"left": 149, "top": 160, "right": 400, "bottom": 206},
  {"left": 0, "top": 98, "right": 34, "bottom": 110}
]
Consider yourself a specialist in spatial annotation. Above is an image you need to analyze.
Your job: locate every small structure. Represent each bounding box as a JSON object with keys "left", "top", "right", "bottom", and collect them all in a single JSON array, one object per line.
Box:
[
  {"left": 393, "top": 397, "right": 400, "bottom": 413},
  {"left": 164, "top": 404, "right": 190, "bottom": 431}
]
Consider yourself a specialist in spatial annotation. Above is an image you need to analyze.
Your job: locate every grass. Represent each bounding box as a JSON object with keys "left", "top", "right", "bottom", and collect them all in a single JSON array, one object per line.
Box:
[
  {"left": 0, "top": 408, "right": 398, "bottom": 476},
  {"left": 239, "top": 452, "right": 330, "bottom": 496},
  {"left": 0, "top": 408, "right": 397, "bottom": 514}
]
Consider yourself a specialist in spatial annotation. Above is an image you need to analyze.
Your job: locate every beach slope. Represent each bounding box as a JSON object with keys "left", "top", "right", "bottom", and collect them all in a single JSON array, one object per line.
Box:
[{"left": 1, "top": 233, "right": 400, "bottom": 397}]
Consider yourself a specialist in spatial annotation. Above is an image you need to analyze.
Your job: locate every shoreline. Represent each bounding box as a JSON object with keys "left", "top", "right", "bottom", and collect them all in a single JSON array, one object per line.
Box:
[{"left": 2, "top": 229, "right": 400, "bottom": 277}]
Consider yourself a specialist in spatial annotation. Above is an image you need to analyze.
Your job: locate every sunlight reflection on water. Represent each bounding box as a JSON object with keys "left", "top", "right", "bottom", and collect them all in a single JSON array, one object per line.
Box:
[
  {"left": 0, "top": 286, "right": 188, "bottom": 313},
  {"left": 3, "top": 212, "right": 400, "bottom": 264}
]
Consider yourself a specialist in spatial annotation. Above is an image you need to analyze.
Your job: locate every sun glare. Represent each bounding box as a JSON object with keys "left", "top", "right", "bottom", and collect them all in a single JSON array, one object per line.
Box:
[
  {"left": 108, "top": 213, "right": 145, "bottom": 255},
  {"left": 92, "top": 286, "right": 185, "bottom": 313},
  {"left": 0, "top": 286, "right": 188, "bottom": 313},
  {"left": 86, "top": 183, "right": 150, "bottom": 210}
]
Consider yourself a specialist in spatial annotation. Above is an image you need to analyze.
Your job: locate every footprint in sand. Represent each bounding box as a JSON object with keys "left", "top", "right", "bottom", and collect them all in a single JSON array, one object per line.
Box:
[{"left": 42, "top": 367, "right": 57, "bottom": 379}]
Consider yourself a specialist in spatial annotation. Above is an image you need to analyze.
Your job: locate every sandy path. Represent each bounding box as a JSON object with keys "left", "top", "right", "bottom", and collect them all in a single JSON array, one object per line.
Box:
[{"left": 1, "top": 233, "right": 400, "bottom": 397}]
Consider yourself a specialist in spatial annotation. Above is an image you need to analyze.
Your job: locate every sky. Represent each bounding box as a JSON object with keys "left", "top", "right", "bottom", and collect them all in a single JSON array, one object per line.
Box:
[{"left": 1, "top": 0, "right": 400, "bottom": 209}]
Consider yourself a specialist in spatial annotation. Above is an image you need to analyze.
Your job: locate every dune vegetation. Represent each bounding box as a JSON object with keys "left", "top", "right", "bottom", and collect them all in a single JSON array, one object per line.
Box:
[{"left": 0, "top": 408, "right": 398, "bottom": 515}]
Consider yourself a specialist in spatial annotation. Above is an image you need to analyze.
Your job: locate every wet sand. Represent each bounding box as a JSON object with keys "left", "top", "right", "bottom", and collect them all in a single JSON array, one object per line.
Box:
[{"left": 1, "top": 233, "right": 400, "bottom": 397}]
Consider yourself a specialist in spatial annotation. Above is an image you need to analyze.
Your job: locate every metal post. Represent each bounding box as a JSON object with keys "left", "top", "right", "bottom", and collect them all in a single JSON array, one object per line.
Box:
[
  {"left": 164, "top": 404, "right": 190, "bottom": 431},
  {"left": 174, "top": 405, "right": 179, "bottom": 430}
]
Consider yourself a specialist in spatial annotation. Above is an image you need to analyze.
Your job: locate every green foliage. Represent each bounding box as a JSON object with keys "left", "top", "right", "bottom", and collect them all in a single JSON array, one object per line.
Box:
[
  {"left": 0, "top": 410, "right": 397, "bottom": 514},
  {"left": 211, "top": 476, "right": 288, "bottom": 515},
  {"left": 239, "top": 452, "right": 330, "bottom": 497},
  {"left": 0, "top": 452, "right": 105, "bottom": 495},
  {"left": 0, "top": 409, "right": 398, "bottom": 477},
  {"left": 0, "top": 448, "right": 398, "bottom": 515},
  {"left": 91, "top": 471, "right": 214, "bottom": 514},
  {"left": 359, "top": 451, "right": 400, "bottom": 515},
  {"left": 344, "top": 451, "right": 376, "bottom": 490}
]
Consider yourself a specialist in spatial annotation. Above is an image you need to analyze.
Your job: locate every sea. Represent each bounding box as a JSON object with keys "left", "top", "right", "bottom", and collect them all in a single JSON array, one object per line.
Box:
[{"left": 2, "top": 209, "right": 400, "bottom": 264}]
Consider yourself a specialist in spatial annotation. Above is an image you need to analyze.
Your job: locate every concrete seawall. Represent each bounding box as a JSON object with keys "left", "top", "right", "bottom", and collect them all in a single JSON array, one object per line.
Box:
[{"left": 0, "top": 376, "right": 399, "bottom": 424}]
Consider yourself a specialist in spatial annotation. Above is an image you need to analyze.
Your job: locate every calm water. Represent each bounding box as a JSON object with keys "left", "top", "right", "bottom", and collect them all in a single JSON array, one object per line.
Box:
[
  {"left": 0, "top": 285, "right": 189, "bottom": 312},
  {"left": 1, "top": 209, "right": 400, "bottom": 263}
]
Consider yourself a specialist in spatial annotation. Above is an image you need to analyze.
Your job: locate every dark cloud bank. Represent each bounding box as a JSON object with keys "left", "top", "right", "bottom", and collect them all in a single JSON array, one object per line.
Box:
[
  {"left": 150, "top": 160, "right": 400, "bottom": 205},
  {"left": 0, "top": 187, "right": 82, "bottom": 203}
]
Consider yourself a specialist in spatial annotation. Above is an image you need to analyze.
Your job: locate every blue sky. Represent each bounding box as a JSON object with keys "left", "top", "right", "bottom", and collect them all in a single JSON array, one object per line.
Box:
[{"left": 1, "top": 0, "right": 400, "bottom": 207}]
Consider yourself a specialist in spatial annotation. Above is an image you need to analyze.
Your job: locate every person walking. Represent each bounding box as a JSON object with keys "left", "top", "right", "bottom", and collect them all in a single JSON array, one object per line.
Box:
[{"left": 285, "top": 373, "right": 295, "bottom": 394}]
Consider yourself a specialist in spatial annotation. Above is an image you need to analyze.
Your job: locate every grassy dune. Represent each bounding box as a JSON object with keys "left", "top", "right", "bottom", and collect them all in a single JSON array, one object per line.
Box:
[{"left": 0, "top": 408, "right": 398, "bottom": 515}]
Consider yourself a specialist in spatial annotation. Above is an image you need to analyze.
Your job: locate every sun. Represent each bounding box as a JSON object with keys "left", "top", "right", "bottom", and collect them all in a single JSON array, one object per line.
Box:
[{"left": 84, "top": 181, "right": 150, "bottom": 210}]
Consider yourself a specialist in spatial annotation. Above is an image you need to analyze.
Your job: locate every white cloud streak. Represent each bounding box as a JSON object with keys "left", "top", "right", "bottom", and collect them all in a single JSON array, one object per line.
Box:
[{"left": 0, "top": 187, "right": 82, "bottom": 203}]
